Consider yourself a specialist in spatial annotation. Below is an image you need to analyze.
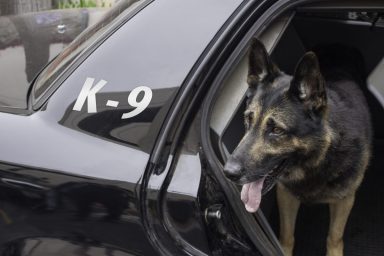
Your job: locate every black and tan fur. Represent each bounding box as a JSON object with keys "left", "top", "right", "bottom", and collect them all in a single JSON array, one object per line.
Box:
[{"left": 224, "top": 39, "right": 372, "bottom": 256}]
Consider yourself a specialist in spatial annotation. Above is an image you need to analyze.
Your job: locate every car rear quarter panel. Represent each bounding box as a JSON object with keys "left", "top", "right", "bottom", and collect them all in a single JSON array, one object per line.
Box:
[{"left": 0, "top": 0, "right": 243, "bottom": 255}]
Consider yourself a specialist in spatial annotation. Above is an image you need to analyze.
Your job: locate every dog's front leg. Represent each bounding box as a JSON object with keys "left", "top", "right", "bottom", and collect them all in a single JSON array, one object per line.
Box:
[
  {"left": 327, "top": 194, "right": 355, "bottom": 256},
  {"left": 277, "top": 183, "right": 300, "bottom": 256}
]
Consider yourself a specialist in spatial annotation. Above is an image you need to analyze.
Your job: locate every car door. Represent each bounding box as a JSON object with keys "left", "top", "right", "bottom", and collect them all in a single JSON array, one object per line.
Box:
[{"left": 141, "top": 1, "right": 300, "bottom": 255}]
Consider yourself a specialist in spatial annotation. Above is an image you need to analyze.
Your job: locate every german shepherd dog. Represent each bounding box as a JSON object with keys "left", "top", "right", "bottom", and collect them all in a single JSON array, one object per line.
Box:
[{"left": 224, "top": 39, "right": 372, "bottom": 256}]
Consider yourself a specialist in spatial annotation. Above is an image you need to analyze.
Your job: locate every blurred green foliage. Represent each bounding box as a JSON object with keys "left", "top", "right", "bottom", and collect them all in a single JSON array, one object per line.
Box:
[{"left": 58, "top": 0, "right": 112, "bottom": 8}]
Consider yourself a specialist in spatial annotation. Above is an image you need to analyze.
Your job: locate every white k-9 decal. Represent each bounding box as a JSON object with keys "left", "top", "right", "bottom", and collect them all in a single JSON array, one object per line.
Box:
[{"left": 72, "top": 77, "right": 153, "bottom": 119}]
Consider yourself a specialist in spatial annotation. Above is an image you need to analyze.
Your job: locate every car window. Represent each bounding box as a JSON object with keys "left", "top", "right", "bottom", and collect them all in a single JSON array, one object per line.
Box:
[
  {"left": 32, "top": 0, "right": 143, "bottom": 103},
  {"left": 0, "top": 2, "right": 116, "bottom": 109}
]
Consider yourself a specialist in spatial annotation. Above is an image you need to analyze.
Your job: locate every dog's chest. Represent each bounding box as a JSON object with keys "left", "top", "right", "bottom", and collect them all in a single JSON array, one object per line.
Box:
[{"left": 279, "top": 166, "right": 359, "bottom": 203}]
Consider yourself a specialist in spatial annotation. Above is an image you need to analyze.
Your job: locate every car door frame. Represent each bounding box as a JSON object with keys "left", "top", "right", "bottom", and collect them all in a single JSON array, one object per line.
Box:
[{"left": 138, "top": 0, "right": 332, "bottom": 255}]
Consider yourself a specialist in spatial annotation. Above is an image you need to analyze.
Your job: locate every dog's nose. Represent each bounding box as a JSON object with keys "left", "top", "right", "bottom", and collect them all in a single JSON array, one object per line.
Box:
[{"left": 223, "top": 160, "right": 243, "bottom": 181}]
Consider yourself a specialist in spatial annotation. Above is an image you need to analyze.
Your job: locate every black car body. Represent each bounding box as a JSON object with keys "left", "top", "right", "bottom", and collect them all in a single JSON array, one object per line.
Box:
[{"left": 1, "top": 0, "right": 384, "bottom": 255}]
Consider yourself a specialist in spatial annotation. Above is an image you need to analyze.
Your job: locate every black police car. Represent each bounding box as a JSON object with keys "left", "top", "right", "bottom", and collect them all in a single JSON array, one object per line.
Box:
[{"left": 1, "top": 0, "right": 384, "bottom": 255}]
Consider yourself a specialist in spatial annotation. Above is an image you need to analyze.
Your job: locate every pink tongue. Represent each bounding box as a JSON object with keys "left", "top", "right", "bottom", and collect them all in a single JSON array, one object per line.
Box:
[{"left": 240, "top": 177, "right": 266, "bottom": 213}]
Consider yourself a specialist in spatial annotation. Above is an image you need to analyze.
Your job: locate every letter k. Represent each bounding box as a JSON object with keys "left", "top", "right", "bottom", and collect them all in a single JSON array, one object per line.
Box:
[{"left": 73, "top": 77, "right": 107, "bottom": 113}]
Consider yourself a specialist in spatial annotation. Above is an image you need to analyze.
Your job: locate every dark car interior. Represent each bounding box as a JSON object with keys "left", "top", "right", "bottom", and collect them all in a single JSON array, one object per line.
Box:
[{"left": 210, "top": 4, "right": 384, "bottom": 256}]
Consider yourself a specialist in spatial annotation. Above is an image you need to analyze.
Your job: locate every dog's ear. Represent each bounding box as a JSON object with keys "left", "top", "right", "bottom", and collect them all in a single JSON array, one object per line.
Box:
[
  {"left": 289, "top": 52, "right": 327, "bottom": 115},
  {"left": 248, "top": 38, "right": 279, "bottom": 88}
]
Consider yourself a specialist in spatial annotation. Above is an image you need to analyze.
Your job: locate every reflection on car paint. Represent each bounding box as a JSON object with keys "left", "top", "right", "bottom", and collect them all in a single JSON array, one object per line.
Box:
[
  {"left": 0, "top": 168, "right": 155, "bottom": 256},
  {"left": 60, "top": 87, "right": 176, "bottom": 152},
  {"left": 1, "top": 237, "right": 136, "bottom": 256}
]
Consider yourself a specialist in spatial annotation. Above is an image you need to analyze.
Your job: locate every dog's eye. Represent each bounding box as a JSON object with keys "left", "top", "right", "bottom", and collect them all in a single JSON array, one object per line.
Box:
[{"left": 271, "top": 126, "right": 284, "bottom": 135}]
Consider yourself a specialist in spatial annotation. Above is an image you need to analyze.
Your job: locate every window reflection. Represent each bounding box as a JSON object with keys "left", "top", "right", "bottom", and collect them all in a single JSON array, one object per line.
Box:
[{"left": 0, "top": 1, "right": 120, "bottom": 109}]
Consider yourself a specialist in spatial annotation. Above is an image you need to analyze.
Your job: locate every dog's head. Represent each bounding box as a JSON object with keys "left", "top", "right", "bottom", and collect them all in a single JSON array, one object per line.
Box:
[{"left": 224, "top": 38, "right": 330, "bottom": 212}]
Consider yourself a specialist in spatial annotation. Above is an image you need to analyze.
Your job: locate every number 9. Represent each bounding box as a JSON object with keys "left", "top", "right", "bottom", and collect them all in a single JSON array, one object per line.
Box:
[{"left": 121, "top": 86, "right": 152, "bottom": 119}]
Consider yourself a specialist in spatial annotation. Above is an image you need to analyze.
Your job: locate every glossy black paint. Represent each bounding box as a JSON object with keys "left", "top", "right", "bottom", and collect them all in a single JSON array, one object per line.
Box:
[
  {"left": 0, "top": 162, "right": 154, "bottom": 255},
  {"left": 0, "top": 0, "right": 245, "bottom": 255}
]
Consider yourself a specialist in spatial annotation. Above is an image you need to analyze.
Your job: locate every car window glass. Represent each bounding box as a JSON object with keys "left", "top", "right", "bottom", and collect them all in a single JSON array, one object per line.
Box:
[
  {"left": 0, "top": 1, "right": 117, "bottom": 109},
  {"left": 33, "top": 0, "right": 142, "bottom": 102}
]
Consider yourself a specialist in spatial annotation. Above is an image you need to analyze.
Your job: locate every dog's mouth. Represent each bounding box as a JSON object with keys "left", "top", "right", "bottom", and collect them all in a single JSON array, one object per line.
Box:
[{"left": 240, "top": 159, "right": 287, "bottom": 213}]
